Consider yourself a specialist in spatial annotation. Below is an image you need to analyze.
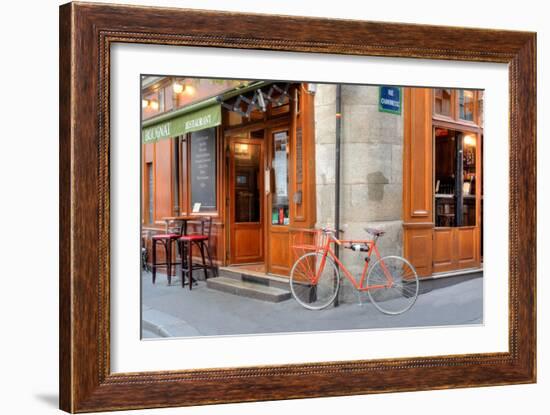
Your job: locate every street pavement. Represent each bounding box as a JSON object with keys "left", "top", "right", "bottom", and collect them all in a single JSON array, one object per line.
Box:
[{"left": 141, "top": 270, "right": 483, "bottom": 338}]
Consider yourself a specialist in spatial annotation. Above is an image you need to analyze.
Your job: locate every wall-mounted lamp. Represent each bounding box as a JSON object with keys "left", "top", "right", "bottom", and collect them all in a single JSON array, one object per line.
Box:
[
  {"left": 149, "top": 99, "right": 159, "bottom": 110},
  {"left": 184, "top": 84, "right": 196, "bottom": 96},
  {"left": 463, "top": 134, "right": 476, "bottom": 147},
  {"left": 142, "top": 98, "right": 159, "bottom": 110},
  {"left": 172, "top": 81, "right": 184, "bottom": 94}
]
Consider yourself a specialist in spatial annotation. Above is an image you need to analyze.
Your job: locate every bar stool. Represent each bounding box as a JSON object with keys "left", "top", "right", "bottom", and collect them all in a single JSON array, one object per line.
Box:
[
  {"left": 151, "top": 220, "right": 184, "bottom": 285},
  {"left": 178, "top": 216, "right": 217, "bottom": 290}
]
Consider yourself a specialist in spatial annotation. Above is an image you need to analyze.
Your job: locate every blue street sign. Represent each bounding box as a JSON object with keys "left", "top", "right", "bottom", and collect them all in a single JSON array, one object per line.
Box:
[{"left": 379, "top": 86, "right": 402, "bottom": 115}]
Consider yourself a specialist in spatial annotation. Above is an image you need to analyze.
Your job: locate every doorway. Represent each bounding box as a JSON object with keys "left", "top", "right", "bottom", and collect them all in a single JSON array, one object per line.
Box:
[
  {"left": 227, "top": 133, "right": 264, "bottom": 264},
  {"left": 433, "top": 127, "right": 481, "bottom": 272}
]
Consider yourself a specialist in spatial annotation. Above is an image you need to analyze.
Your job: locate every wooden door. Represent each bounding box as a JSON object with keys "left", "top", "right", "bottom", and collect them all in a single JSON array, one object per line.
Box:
[
  {"left": 432, "top": 128, "right": 481, "bottom": 273},
  {"left": 228, "top": 137, "right": 264, "bottom": 264}
]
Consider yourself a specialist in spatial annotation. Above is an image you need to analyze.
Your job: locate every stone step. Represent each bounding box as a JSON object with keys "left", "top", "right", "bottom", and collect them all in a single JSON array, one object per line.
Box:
[
  {"left": 217, "top": 267, "right": 290, "bottom": 291},
  {"left": 206, "top": 276, "right": 291, "bottom": 303}
]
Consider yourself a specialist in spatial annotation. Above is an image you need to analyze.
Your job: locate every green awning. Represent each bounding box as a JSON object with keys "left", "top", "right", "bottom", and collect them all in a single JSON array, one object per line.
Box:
[
  {"left": 142, "top": 102, "right": 221, "bottom": 143},
  {"left": 141, "top": 80, "right": 273, "bottom": 143}
]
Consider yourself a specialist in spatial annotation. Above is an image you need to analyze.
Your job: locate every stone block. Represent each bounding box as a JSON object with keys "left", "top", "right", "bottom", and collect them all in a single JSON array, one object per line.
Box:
[
  {"left": 391, "top": 144, "right": 403, "bottom": 184},
  {"left": 315, "top": 143, "right": 336, "bottom": 184},
  {"left": 315, "top": 184, "right": 336, "bottom": 224},
  {"left": 340, "top": 183, "right": 402, "bottom": 222},
  {"left": 342, "top": 104, "right": 404, "bottom": 144},
  {"left": 341, "top": 143, "right": 392, "bottom": 185},
  {"left": 341, "top": 84, "right": 378, "bottom": 105},
  {"left": 314, "top": 104, "right": 337, "bottom": 144},
  {"left": 314, "top": 84, "right": 337, "bottom": 106}
]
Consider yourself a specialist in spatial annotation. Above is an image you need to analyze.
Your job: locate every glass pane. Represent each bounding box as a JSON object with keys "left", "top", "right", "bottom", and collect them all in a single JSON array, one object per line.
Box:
[
  {"left": 234, "top": 143, "right": 261, "bottom": 223},
  {"left": 458, "top": 89, "right": 475, "bottom": 121},
  {"left": 190, "top": 128, "right": 217, "bottom": 212},
  {"left": 462, "top": 133, "right": 477, "bottom": 226},
  {"left": 435, "top": 128, "right": 457, "bottom": 227},
  {"left": 272, "top": 130, "right": 289, "bottom": 225},
  {"left": 434, "top": 88, "right": 452, "bottom": 117}
]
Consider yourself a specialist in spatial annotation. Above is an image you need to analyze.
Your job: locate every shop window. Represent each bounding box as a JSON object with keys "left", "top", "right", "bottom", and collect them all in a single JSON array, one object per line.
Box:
[
  {"left": 462, "top": 133, "right": 477, "bottom": 226},
  {"left": 189, "top": 128, "right": 217, "bottom": 213},
  {"left": 458, "top": 90, "right": 475, "bottom": 121},
  {"left": 434, "top": 128, "right": 477, "bottom": 227},
  {"left": 271, "top": 130, "right": 289, "bottom": 225},
  {"left": 434, "top": 88, "right": 452, "bottom": 117}
]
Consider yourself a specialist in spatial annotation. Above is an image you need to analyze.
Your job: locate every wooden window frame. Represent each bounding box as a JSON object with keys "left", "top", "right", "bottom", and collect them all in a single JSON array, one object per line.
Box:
[
  {"left": 179, "top": 127, "right": 223, "bottom": 218},
  {"left": 433, "top": 89, "right": 482, "bottom": 128}
]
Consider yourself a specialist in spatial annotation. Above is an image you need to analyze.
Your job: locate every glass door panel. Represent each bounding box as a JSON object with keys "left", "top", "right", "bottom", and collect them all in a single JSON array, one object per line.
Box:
[
  {"left": 435, "top": 128, "right": 457, "bottom": 227},
  {"left": 271, "top": 130, "right": 289, "bottom": 225},
  {"left": 462, "top": 133, "right": 477, "bottom": 226},
  {"left": 434, "top": 128, "right": 478, "bottom": 228},
  {"left": 233, "top": 142, "right": 261, "bottom": 223}
]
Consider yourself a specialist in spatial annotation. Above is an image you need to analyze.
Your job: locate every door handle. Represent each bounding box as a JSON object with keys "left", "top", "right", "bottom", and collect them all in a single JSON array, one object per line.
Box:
[{"left": 264, "top": 168, "right": 271, "bottom": 195}]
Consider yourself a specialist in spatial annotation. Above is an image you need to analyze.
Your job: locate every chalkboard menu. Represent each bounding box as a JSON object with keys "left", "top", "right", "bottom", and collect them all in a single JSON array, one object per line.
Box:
[{"left": 190, "top": 128, "right": 217, "bottom": 212}]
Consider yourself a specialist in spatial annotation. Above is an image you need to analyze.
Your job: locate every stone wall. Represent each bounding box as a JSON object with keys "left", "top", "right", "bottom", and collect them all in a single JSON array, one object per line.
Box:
[{"left": 314, "top": 84, "right": 404, "bottom": 302}]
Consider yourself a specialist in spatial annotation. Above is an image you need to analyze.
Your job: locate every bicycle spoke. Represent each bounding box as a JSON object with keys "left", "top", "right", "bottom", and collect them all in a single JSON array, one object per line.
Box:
[
  {"left": 290, "top": 252, "right": 340, "bottom": 310},
  {"left": 367, "top": 256, "right": 419, "bottom": 315}
]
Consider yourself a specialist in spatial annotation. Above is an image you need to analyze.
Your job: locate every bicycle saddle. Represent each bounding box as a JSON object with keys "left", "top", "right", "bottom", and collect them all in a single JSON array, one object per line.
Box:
[{"left": 365, "top": 227, "right": 385, "bottom": 237}]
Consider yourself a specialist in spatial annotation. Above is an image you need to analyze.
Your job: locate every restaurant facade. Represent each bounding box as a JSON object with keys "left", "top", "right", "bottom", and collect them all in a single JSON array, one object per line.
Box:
[{"left": 141, "top": 77, "right": 483, "bottom": 281}]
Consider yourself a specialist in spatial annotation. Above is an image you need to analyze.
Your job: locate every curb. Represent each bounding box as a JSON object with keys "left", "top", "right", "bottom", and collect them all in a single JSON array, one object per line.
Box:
[{"left": 141, "top": 317, "right": 173, "bottom": 338}]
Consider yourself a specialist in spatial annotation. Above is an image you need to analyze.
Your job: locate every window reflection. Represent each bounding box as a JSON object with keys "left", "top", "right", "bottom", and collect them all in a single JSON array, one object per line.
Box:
[
  {"left": 459, "top": 90, "right": 475, "bottom": 121},
  {"left": 434, "top": 88, "right": 452, "bottom": 117}
]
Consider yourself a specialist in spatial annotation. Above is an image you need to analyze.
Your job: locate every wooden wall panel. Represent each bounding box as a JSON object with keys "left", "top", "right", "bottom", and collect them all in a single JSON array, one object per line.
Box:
[
  {"left": 402, "top": 87, "right": 434, "bottom": 277},
  {"left": 268, "top": 228, "right": 291, "bottom": 276},
  {"left": 290, "top": 84, "right": 316, "bottom": 227},
  {"left": 433, "top": 228, "right": 454, "bottom": 273},
  {"left": 403, "top": 88, "right": 433, "bottom": 222},
  {"left": 457, "top": 227, "right": 477, "bottom": 268},
  {"left": 403, "top": 225, "right": 433, "bottom": 277},
  {"left": 153, "top": 140, "right": 173, "bottom": 222}
]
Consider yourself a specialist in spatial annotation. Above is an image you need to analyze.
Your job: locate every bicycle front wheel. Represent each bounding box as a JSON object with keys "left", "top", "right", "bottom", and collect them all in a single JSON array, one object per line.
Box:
[
  {"left": 289, "top": 252, "right": 340, "bottom": 310},
  {"left": 366, "top": 255, "right": 419, "bottom": 315}
]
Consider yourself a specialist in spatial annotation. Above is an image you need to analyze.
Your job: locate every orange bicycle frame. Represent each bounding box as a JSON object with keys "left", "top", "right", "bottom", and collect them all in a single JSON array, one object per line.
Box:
[{"left": 312, "top": 234, "right": 394, "bottom": 291}]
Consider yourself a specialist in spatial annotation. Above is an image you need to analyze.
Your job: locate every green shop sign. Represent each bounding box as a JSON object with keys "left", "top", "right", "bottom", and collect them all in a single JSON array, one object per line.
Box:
[{"left": 142, "top": 103, "right": 221, "bottom": 143}]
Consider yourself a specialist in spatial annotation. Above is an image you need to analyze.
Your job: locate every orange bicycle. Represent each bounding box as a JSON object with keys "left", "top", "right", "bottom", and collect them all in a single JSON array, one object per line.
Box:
[{"left": 290, "top": 228, "right": 419, "bottom": 314}]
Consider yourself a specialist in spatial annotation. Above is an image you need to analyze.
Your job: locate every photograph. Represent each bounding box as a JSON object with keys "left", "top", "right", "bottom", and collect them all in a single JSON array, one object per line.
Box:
[{"left": 140, "top": 76, "right": 485, "bottom": 338}]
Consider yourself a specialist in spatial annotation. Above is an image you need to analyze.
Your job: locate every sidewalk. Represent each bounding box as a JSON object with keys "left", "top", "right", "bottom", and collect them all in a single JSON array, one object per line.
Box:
[{"left": 141, "top": 270, "right": 483, "bottom": 338}]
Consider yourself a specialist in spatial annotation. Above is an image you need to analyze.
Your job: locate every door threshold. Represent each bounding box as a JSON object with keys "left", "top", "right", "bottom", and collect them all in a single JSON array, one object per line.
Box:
[
  {"left": 429, "top": 267, "right": 483, "bottom": 279},
  {"left": 220, "top": 265, "right": 289, "bottom": 282}
]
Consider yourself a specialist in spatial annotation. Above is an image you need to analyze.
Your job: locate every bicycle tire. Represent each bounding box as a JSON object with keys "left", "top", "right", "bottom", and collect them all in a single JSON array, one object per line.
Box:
[
  {"left": 289, "top": 252, "right": 340, "bottom": 310},
  {"left": 366, "top": 255, "right": 419, "bottom": 315}
]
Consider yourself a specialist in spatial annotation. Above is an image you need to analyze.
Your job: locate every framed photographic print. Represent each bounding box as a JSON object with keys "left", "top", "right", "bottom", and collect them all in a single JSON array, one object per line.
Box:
[{"left": 59, "top": 2, "right": 536, "bottom": 413}]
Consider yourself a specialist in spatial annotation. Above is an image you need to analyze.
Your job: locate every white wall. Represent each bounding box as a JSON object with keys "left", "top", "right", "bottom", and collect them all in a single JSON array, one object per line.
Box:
[{"left": 0, "top": 1, "right": 546, "bottom": 414}]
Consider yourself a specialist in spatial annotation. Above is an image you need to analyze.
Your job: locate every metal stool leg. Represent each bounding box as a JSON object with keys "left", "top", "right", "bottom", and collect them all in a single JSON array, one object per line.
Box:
[
  {"left": 183, "top": 241, "right": 187, "bottom": 288},
  {"left": 188, "top": 240, "right": 193, "bottom": 291},
  {"left": 152, "top": 239, "right": 157, "bottom": 284},
  {"left": 198, "top": 241, "right": 208, "bottom": 280},
  {"left": 166, "top": 240, "right": 172, "bottom": 285}
]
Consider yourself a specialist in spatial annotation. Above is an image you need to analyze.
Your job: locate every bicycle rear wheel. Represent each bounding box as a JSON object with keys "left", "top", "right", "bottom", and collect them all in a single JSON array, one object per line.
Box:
[
  {"left": 289, "top": 252, "right": 340, "bottom": 310},
  {"left": 366, "top": 255, "right": 419, "bottom": 315}
]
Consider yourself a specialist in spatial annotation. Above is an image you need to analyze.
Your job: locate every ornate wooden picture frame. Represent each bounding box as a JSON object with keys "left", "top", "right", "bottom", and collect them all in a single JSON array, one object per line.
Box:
[{"left": 59, "top": 2, "right": 536, "bottom": 412}]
